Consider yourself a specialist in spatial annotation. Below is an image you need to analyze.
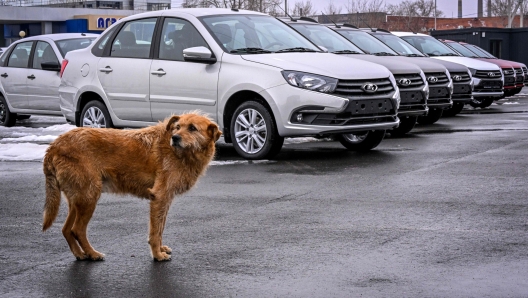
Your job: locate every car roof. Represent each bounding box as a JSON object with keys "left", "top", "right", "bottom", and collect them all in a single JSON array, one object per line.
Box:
[{"left": 17, "top": 33, "right": 99, "bottom": 42}]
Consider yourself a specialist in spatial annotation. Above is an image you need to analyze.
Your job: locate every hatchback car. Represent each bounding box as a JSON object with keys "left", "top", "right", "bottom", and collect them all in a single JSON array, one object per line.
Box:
[
  {"left": 0, "top": 33, "right": 98, "bottom": 126},
  {"left": 59, "top": 9, "right": 401, "bottom": 159}
]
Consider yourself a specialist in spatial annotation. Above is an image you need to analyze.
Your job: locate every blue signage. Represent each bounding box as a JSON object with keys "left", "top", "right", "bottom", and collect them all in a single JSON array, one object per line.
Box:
[{"left": 97, "top": 17, "right": 118, "bottom": 29}]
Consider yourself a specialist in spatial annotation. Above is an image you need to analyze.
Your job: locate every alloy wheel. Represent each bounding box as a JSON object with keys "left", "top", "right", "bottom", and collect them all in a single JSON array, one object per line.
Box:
[
  {"left": 234, "top": 108, "right": 267, "bottom": 154},
  {"left": 342, "top": 132, "right": 369, "bottom": 144},
  {"left": 82, "top": 106, "right": 107, "bottom": 128},
  {"left": 0, "top": 103, "right": 5, "bottom": 124}
]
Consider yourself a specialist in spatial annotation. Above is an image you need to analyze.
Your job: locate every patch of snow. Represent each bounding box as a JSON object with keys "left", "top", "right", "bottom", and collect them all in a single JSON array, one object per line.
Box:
[
  {"left": 42, "top": 124, "right": 76, "bottom": 132},
  {"left": 502, "top": 102, "right": 520, "bottom": 105},
  {"left": 210, "top": 160, "right": 275, "bottom": 166},
  {"left": 0, "top": 143, "right": 47, "bottom": 161},
  {"left": 0, "top": 135, "right": 58, "bottom": 143},
  {"left": 284, "top": 137, "right": 331, "bottom": 144}
]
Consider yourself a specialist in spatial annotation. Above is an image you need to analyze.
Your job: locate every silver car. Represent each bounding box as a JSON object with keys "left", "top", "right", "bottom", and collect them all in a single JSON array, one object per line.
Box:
[
  {"left": 0, "top": 33, "right": 97, "bottom": 126},
  {"left": 59, "top": 9, "right": 401, "bottom": 160}
]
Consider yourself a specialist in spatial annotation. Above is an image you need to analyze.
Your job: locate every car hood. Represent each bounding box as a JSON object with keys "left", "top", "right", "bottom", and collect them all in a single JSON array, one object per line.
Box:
[
  {"left": 241, "top": 52, "right": 391, "bottom": 80},
  {"left": 476, "top": 58, "right": 522, "bottom": 69},
  {"left": 378, "top": 56, "right": 447, "bottom": 73},
  {"left": 414, "top": 58, "right": 468, "bottom": 73},
  {"left": 431, "top": 56, "right": 501, "bottom": 71},
  {"left": 339, "top": 54, "right": 422, "bottom": 75}
]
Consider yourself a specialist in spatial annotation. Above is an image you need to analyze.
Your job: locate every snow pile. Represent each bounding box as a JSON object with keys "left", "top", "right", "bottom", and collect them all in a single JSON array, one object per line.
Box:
[
  {"left": 1, "top": 135, "right": 58, "bottom": 143},
  {"left": 0, "top": 143, "right": 48, "bottom": 161}
]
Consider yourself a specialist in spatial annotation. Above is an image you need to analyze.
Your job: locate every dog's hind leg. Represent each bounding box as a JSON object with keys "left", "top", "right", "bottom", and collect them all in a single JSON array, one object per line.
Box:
[
  {"left": 62, "top": 198, "right": 87, "bottom": 260},
  {"left": 71, "top": 199, "right": 105, "bottom": 261},
  {"left": 149, "top": 198, "right": 172, "bottom": 261}
]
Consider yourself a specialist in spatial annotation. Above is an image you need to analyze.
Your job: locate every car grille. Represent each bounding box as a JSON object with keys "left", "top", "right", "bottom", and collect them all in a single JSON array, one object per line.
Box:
[
  {"left": 474, "top": 70, "right": 502, "bottom": 79},
  {"left": 450, "top": 72, "right": 471, "bottom": 83},
  {"left": 453, "top": 84, "right": 471, "bottom": 95},
  {"left": 474, "top": 80, "right": 503, "bottom": 92},
  {"left": 394, "top": 73, "right": 425, "bottom": 89},
  {"left": 504, "top": 75, "right": 516, "bottom": 86},
  {"left": 514, "top": 68, "right": 524, "bottom": 84},
  {"left": 522, "top": 66, "right": 528, "bottom": 83},
  {"left": 425, "top": 72, "right": 449, "bottom": 85},
  {"left": 333, "top": 78, "right": 394, "bottom": 98},
  {"left": 429, "top": 86, "right": 450, "bottom": 99}
]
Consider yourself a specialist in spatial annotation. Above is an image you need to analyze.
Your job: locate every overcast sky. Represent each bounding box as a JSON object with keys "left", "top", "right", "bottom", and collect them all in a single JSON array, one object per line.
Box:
[{"left": 169, "top": 0, "right": 480, "bottom": 18}]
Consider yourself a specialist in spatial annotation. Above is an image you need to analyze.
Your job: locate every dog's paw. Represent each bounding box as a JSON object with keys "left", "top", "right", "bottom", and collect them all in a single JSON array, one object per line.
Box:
[
  {"left": 160, "top": 245, "right": 172, "bottom": 254},
  {"left": 87, "top": 251, "right": 105, "bottom": 261},
  {"left": 75, "top": 254, "right": 89, "bottom": 261},
  {"left": 153, "top": 252, "right": 172, "bottom": 262}
]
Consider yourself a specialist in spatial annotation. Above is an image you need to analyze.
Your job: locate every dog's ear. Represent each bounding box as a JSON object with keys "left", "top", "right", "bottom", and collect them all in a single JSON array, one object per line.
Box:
[
  {"left": 166, "top": 115, "right": 180, "bottom": 131},
  {"left": 208, "top": 123, "right": 222, "bottom": 142}
]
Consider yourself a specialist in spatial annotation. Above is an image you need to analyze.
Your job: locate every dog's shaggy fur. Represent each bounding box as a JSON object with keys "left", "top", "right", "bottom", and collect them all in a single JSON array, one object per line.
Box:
[{"left": 42, "top": 113, "right": 221, "bottom": 261}]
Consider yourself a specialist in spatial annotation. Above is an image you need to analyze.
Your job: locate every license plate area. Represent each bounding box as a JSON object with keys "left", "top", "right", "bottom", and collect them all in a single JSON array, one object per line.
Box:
[
  {"left": 400, "top": 91, "right": 424, "bottom": 103},
  {"left": 429, "top": 87, "right": 450, "bottom": 98},
  {"left": 346, "top": 99, "right": 393, "bottom": 115}
]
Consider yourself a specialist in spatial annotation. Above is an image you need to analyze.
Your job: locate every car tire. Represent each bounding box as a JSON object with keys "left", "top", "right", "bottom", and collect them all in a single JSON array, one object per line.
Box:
[
  {"left": 417, "top": 108, "right": 443, "bottom": 125},
  {"left": 337, "top": 130, "right": 385, "bottom": 151},
  {"left": 469, "top": 97, "right": 494, "bottom": 109},
  {"left": 80, "top": 100, "right": 114, "bottom": 128},
  {"left": 0, "top": 95, "right": 17, "bottom": 127},
  {"left": 17, "top": 115, "right": 31, "bottom": 120},
  {"left": 390, "top": 116, "right": 417, "bottom": 136},
  {"left": 443, "top": 102, "right": 464, "bottom": 117},
  {"left": 230, "top": 100, "right": 284, "bottom": 160}
]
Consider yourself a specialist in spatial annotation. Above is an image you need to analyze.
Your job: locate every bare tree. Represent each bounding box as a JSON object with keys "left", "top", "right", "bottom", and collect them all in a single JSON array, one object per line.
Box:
[
  {"left": 180, "top": 0, "right": 283, "bottom": 15},
  {"left": 489, "top": 0, "right": 523, "bottom": 27},
  {"left": 292, "top": 0, "right": 314, "bottom": 17},
  {"left": 386, "top": 0, "right": 444, "bottom": 32},
  {"left": 345, "top": 0, "right": 384, "bottom": 13}
]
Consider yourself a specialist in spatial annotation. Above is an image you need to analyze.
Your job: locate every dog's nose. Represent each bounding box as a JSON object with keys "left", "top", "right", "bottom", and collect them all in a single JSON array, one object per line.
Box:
[{"left": 172, "top": 135, "right": 181, "bottom": 144}]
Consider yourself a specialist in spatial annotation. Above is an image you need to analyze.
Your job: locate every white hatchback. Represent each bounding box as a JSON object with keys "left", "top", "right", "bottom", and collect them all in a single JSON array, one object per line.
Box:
[
  {"left": 59, "top": 9, "right": 401, "bottom": 159},
  {"left": 0, "top": 33, "right": 98, "bottom": 126}
]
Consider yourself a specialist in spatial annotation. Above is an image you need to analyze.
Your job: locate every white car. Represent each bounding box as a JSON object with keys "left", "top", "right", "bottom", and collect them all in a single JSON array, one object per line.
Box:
[
  {"left": 391, "top": 32, "right": 504, "bottom": 107},
  {"left": 59, "top": 9, "right": 401, "bottom": 159},
  {"left": 0, "top": 33, "right": 98, "bottom": 126}
]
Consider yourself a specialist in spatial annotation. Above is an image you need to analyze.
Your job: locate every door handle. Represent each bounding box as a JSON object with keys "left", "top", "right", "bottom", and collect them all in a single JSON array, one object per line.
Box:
[
  {"left": 99, "top": 66, "right": 113, "bottom": 73},
  {"left": 28, "top": 74, "right": 36, "bottom": 79},
  {"left": 0, "top": 73, "right": 7, "bottom": 78},
  {"left": 151, "top": 69, "right": 166, "bottom": 76}
]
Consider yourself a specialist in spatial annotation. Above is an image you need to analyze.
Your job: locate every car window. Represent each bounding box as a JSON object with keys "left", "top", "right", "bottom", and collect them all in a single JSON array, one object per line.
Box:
[
  {"left": 373, "top": 34, "right": 423, "bottom": 56},
  {"left": 92, "top": 25, "right": 119, "bottom": 57},
  {"left": 446, "top": 41, "right": 478, "bottom": 57},
  {"left": 7, "top": 42, "right": 33, "bottom": 68},
  {"left": 55, "top": 38, "right": 96, "bottom": 57},
  {"left": 290, "top": 24, "right": 364, "bottom": 53},
  {"left": 337, "top": 30, "right": 399, "bottom": 55},
  {"left": 201, "top": 15, "right": 320, "bottom": 53},
  {"left": 111, "top": 18, "right": 157, "bottom": 58},
  {"left": 400, "top": 36, "right": 458, "bottom": 56},
  {"left": 32, "top": 41, "right": 59, "bottom": 69},
  {"left": 158, "top": 18, "right": 208, "bottom": 61}
]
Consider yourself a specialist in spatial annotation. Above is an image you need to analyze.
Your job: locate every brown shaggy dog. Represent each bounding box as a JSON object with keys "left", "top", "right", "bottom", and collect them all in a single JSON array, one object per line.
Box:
[{"left": 42, "top": 113, "right": 221, "bottom": 261}]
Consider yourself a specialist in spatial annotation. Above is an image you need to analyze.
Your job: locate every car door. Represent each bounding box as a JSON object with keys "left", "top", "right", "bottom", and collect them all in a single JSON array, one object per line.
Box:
[
  {"left": 149, "top": 17, "right": 219, "bottom": 121},
  {"left": 26, "top": 40, "right": 61, "bottom": 111},
  {"left": 0, "top": 41, "right": 33, "bottom": 109},
  {"left": 97, "top": 17, "right": 157, "bottom": 122}
]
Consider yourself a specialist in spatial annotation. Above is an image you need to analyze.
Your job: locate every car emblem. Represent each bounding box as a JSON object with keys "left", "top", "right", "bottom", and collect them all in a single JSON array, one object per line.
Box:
[
  {"left": 361, "top": 83, "right": 378, "bottom": 93},
  {"left": 487, "top": 72, "right": 495, "bottom": 77},
  {"left": 427, "top": 76, "right": 438, "bottom": 83},
  {"left": 452, "top": 75, "right": 462, "bottom": 81},
  {"left": 397, "top": 78, "right": 412, "bottom": 86}
]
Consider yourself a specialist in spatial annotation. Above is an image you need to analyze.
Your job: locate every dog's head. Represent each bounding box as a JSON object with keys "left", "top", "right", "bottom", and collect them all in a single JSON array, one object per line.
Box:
[{"left": 165, "top": 113, "right": 222, "bottom": 152}]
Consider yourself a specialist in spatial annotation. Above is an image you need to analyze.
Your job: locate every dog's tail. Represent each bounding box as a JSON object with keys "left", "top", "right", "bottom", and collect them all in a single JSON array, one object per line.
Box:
[{"left": 42, "top": 154, "right": 61, "bottom": 232}]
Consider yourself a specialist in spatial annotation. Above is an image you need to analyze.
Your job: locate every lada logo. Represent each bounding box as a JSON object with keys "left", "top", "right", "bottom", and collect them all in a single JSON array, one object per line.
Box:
[
  {"left": 361, "top": 83, "right": 378, "bottom": 93},
  {"left": 487, "top": 72, "right": 496, "bottom": 77},
  {"left": 397, "top": 78, "right": 412, "bottom": 86},
  {"left": 452, "top": 75, "right": 462, "bottom": 81},
  {"left": 427, "top": 76, "right": 438, "bottom": 83}
]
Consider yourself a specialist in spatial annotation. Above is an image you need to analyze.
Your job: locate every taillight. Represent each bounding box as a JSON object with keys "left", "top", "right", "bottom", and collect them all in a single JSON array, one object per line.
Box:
[{"left": 60, "top": 59, "right": 69, "bottom": 78}]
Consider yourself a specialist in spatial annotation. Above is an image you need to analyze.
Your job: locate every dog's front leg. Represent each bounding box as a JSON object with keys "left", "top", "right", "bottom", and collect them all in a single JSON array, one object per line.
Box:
[{"left": 148, "top": 194, "right": 172, "bottom": 262}]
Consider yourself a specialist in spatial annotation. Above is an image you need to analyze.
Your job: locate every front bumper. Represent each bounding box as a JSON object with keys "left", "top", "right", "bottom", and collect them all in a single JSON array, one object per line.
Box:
[
  {"left": 262, "top": 84, "right": 400, "bottom": 137},
  {"left": 398, "top": 90, "right": 428, "bottom": 116},
  {"left": 427, "top": 86, "right": 453, "bottom": 109},
  {"left": 472, "top": 77, "right": 503, "bottom": 98}
]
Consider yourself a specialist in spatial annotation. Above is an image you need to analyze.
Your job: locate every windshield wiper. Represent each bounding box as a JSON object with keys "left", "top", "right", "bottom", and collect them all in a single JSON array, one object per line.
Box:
[
  {"left": 374, "top": 52, "right": 396, "bottom": 56},
  {"left": 438, "top": 53, "right": 459, "bottom": 56},
  {"left": 230, "top": 47, "right": 272, "bottom": 54},
  {"left": 426, "top": 53, "right": 438, "bottom": 56},
  {"left": 405, "top": 53, "right": 423, "bottom": 57},
  {"left": 332, "top": 50, "right": 362, "bottom": 54},
  {"left": 275, "top": 47, "right": 317, "bottom": 53}
]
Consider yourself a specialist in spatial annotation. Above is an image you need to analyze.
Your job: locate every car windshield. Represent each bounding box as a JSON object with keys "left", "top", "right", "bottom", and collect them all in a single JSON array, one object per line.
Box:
[
  {"left": 399, "top": 35, "right": 460, "bottom": 57},
  {"left": 55, "top": 38, "right": 96, "bottom": 57},
  {"left": 335, "top": 29, "right": 399, "bottom": 55},
  {"left": 200, "top": 15, "right": 321, "bottom": 54},
  {"left": 370, "top": 33, "right": 426, "bottom": 56},
  {"left": 464, "top": 44, "right": 496, "bottom": 58},
  {"left": 444, "top": 41, "right": 479, "bottom": 57},
  {"left": 289, "top": 23, "right": 364, "bottom": 54}
]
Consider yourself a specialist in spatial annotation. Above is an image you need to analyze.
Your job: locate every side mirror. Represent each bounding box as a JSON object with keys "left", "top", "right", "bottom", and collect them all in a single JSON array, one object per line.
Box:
[
  {"left": 41, "top": 61, "right": 61, "bottom": 71},
  {"left": 183, "top": 46, "right": 217, "bottom": 64}
]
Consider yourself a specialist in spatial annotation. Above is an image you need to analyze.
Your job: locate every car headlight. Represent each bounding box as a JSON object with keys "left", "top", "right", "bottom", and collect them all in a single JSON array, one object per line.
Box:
[
  {"left": 282, "top": 71, "right": 338, "bottom": 93},
  {"left": 468, "top": 68, "right": 477, "bottom": 76}
]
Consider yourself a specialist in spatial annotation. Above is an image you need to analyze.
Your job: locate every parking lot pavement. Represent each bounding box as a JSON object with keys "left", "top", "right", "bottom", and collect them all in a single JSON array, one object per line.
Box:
[{"left": 0, "top": 95, "right": 527, "bottom": 297}]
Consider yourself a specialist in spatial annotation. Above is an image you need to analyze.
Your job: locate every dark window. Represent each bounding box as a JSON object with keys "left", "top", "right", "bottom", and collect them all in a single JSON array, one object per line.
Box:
[
  {"left": 7, "top": 41, "right": 33, "bottom": 68},
  {"left": 158, "top": 18, "right": 208, "bottom": 61},
  {"left": 489, "top": 40, "right": 502, "bottom": 58},
  {"left": 55, "top": 38, "right": 95, "bottom": 57},
  {"left": 92, "top": 25, "right": 119, "bottom": 57},
  {"left": 110, "top": 18, "right": 157, "bottom": 58},
  {"left": 32, "top": 41, "right": 59, "bottom": 69}
]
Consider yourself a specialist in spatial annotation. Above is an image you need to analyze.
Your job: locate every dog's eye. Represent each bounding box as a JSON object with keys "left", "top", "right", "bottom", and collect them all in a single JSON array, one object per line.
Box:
[
  {"left": 188, "top": 125, "right": 197, "bottom": 132},
  {"left": 176, "top": 125, "right": 180, "bottom": 130}
]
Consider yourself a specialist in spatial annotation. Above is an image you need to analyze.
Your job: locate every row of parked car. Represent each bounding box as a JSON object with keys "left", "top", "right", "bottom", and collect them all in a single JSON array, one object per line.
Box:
[{"left": 0, "top": 8, "right": 526, "bottom": 159}]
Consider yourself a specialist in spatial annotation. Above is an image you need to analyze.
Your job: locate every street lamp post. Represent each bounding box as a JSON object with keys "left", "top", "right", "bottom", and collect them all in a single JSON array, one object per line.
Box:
[{"left": 434, "top": 0, "right": 437, "bottom": 30}]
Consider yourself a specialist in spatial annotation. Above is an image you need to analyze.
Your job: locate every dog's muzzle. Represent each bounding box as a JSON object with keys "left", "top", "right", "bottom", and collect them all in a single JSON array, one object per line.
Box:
[{"left": 171, "top": 135, "right": 182, "bottom": 148}]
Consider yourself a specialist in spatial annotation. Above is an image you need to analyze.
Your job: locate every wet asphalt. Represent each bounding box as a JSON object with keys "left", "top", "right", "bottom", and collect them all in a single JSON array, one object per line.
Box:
[{"left": 1, "top": 96, "right": 528, "bottom": 297}]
